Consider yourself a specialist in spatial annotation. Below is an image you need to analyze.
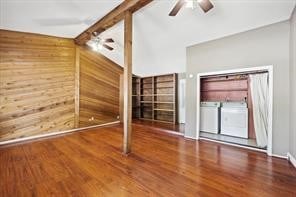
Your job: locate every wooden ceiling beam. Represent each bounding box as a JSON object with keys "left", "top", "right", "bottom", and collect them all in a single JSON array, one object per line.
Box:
[{"left": 74, "top": 0, "right": 153, "bottom": 45}]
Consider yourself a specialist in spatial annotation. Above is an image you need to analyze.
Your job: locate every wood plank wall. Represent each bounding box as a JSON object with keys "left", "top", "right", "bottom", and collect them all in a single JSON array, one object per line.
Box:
[
  {"left": 0, "top": 30, "right": 76, "bottom": 141},
  {"left": 0, "top": 30, "right": 122, "bottom": 142},
  {"left": 78, "top": 47, "right": 122, "bottom": 127}
]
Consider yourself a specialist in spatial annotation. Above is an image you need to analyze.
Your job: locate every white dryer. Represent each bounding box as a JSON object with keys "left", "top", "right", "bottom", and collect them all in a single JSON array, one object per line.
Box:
[
  {"left": 200, "top": 102, "right": 220, "bottom": 134},
  {"left": 220, "top": 102, "right": 248, "bottom": 138}
]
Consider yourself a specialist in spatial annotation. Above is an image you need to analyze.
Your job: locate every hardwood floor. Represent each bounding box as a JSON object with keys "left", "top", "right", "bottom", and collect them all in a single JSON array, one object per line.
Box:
[
  {"left": 1, "top": 123, "right": 296, "bottom": 196},
  {"left": 133, "top": 119, "right": 185, "bottom": 133}
]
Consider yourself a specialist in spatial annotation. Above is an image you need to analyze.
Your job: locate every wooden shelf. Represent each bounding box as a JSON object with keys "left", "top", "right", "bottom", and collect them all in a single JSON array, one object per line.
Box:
[
  {"left": 132, "top": 73, "right": 177, "bottom": 124},
  {"left": 154, "top": 101, "right": 174, "bottom": 104},
  {"left": 140, "top": 94, "right": 174, "bottom": 96},
  {"left": 155, "top": 86, "right": 174, "bottom": 89},
  {"left": 141, "top": 82, "right": 153, "bottom": 84},
  {"left": 154, "top": 80, "right": 174, "bottom": 83},
  {"left": 132, "top": 76, "right": 141, "bottom": 119},
  {"left": 154, "top": 94, "right": 174, "bottom": 96},
  {"left": 154, "top": 109, "right": 174, "bottom": 112}
]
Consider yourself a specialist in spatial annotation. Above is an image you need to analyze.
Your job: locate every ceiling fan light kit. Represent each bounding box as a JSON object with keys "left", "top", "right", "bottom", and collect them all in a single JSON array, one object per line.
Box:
[
  {"left": 185, "top": 0, "right": 196, "bottom": 9},
  {"left": 89, "top": 41, "right": 103, "bottom": 51},
  {"left": 88, "top": 35, "right": 114, "bottom": 51},
  {"left": 169, "top": 0, "right": 214, "bottom": 16},
  {"left": 89, "top": 33, "right": 114, "bottom": 51}
]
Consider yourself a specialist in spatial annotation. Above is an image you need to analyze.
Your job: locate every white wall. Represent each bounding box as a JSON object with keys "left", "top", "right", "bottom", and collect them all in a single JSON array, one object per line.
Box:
[
  {"left": 186, "top": 21, "right": 290, "bottom": 156},
  {"left": 290, "top": 7, "right": 296, "bottom": 159},
  {"left": 98, "top": 1, "right": 295, "bottom": 77}
]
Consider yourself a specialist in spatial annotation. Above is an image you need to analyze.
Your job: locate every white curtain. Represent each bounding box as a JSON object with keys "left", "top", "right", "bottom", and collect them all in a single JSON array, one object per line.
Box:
[{"left": 249, "top": 73, "right": 269, "bottom": 148}]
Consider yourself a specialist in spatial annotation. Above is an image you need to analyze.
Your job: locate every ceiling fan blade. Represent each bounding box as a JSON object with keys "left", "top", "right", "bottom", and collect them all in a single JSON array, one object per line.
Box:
[
  {"left": 169, "top": 0, "right": 186, "bottom": 16},
  {"left": 103, "top": 44, "right": 114, "bottom": 51},
  {"left": 92, "top": 32, "right": 98, "bottom": 36},
  {"left": 197, "top": 0, "right": 214, "bottom": 13},
  {"left": 104, "top": 38, "right": 114, "bottom": 43}
]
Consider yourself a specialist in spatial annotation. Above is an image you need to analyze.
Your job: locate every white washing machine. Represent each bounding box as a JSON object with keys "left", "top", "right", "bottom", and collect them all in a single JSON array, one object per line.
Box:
[
  {"left": 220, "top": 102, "right": 248, "bottom": 138},
  {"left": 200, "top": 102, "right": 220, "bottom": 134}
]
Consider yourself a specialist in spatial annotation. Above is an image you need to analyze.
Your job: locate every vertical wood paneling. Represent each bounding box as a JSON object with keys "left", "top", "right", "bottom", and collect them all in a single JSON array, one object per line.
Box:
[
  {"left": 0, "top": 30, "right": 76, "bottom": 141},
  {"left": 74, "top": 47, "right": 80, "bottom": 127},
  {"left": 78, "top": 46, "right": 122, "bottom": 128}
]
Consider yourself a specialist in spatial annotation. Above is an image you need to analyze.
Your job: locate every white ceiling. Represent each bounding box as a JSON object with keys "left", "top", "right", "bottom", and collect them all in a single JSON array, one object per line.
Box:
[
  {"left": 1, "top": 0, "right": 295, "bottom": 76},
  {"left": 0, "top": 0, "right": 123, "bottom": 38}
]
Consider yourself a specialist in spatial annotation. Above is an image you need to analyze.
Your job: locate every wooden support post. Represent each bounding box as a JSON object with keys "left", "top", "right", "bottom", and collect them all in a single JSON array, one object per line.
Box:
[
  {"left": 119, "top": 74, "right": 124, "bottom": 123},
  {"left": 74, "top": 47, "right": 80, "bottom": 128},
  {"left": 123, "top": 11, "right": 133, "bottom": 154}
]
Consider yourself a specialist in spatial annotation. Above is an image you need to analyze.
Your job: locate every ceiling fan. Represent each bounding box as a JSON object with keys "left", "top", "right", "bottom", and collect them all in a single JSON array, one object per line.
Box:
[
  {"left": 169, "top": 0, "right": 214, "bottom": 16},
  {"left": 89, "top": 32, "right": 115, "bottom": 51}
]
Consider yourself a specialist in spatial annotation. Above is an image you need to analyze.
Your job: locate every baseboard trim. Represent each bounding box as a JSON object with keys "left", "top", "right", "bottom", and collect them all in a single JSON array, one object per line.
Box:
[
  {"left": 199, "top": 137, "right": 267, "bottom": 153},
  {"left": 0, "top": 121, "right": 120, "bottom": 146},
  {"left": 184, "top": 135, "right": 197, "bottom": 140},
  {"left": 272, "top": 154, "right": 288, "bottom": 159},
  {"left": 287, "top": 153, "right": 296, "bottom": 168},
  {"left": 133, "top": 122, "right": 184, "bottom": 137},
  {"left": 158, "top": 129, "right": 184, "bottom": 136}
]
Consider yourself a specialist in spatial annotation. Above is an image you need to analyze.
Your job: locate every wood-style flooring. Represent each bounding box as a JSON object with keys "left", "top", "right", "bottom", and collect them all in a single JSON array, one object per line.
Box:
[
  {"left": 1, "top": 123, "right": 296, "bottom": 196},
  {"left": 133, "top": 119, "right": 185, "bottom": 133}
]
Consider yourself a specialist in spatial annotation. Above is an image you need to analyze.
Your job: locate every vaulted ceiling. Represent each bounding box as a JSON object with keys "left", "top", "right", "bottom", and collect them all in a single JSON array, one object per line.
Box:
[
  {"left": 0, "top": 0, "right": 123, "bottom": 38},
  {"left": 1, "top": 0, "right": 295, "bottom": 76}
]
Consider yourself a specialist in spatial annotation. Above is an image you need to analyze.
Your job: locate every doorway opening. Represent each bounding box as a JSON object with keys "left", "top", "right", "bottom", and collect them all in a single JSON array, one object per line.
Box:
[{"left": 196, "top": 66, "right": 273, "bottom": 155}]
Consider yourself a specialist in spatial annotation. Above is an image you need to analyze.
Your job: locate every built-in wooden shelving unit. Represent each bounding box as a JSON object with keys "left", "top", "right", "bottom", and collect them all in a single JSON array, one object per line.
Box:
[
  {"left": 132, "top": 73, "right": 178, "bottom": 124},
  {"left": 132, "top": 76, "right": 141, "bottom": 119}
]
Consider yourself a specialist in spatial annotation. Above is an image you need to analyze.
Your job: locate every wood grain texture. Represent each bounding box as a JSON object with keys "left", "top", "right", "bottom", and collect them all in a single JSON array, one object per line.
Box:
[
  {"left": 133, "top": 119, "right": 184, "bottom": 133},
  {"left": 132, "top": 76, "right": 141, "bottom": 119},
  {"left": 78, "top": 46, "right": 122, "bottom": 128},
  {"left": 135, "top": 74, "right": 178, "bottom": 124},
  {"left": 0, "top": 30, "right": 76, "bottom": 141},
  {"left": 75, "top": 0, "right": 153, "bottom": 45},
  {"left": 201, "top": 75, "right": 248, "bottom": 101},
  {"left": 0, "top": 30, "right": 123, "bottom": 142},
  {"left": 74, "top": 47, "right": 80, "bottom": 128},
  {"left": 0, "top": 123, "right": 295, "bottom": 196},
  {"left": 119, "top": 74, "right": 124, "bottom": 122},
  {"left": 123, "top": 11, "right": 133, "bottom": 153}
]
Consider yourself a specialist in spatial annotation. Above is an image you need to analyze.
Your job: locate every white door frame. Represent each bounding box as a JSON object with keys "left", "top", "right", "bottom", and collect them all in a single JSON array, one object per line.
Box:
[
  {"left": 179, "top": 78, "right": 186, "bottom": 124},
  {"left": 196, "top": 65, "right": 273, "bottom": 156}
]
